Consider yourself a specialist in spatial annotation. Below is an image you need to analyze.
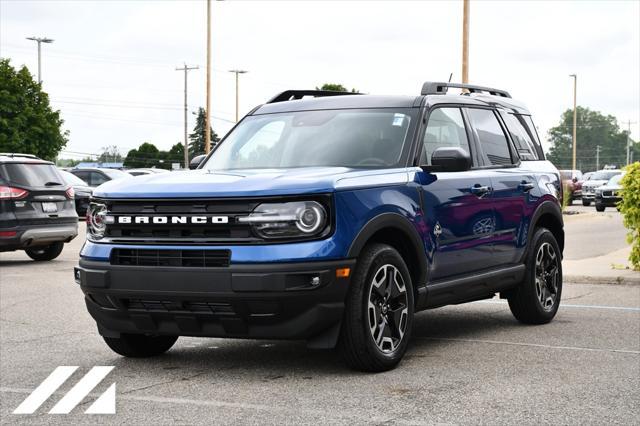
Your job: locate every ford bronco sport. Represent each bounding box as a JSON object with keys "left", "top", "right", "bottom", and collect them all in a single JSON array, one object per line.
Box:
[{"left": 75, "top": 83, "right": 564, "bottom": 372}]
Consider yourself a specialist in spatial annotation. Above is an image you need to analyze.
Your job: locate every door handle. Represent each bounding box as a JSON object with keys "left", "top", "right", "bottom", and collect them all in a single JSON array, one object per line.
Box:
[
  {"left": 518, "top": 181, "right": 535, "bottom": 192},
  {"left": 470, "top": 185, "right": 491, "bottom": 196}
]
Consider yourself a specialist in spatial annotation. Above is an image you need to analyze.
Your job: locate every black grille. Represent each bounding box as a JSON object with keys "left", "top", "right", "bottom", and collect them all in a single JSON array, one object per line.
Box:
[
  {"left": 103, "top": 199, "right": 259, "bottom": 244},
  {"left": 123, "top": 299, "right": 236, "bottom": 316},
  {"left": 111, "top": 248, "right": 230, "bottom": 267},
  {"left": 602, "top": 191, "right": 612, "bottom": 197}
]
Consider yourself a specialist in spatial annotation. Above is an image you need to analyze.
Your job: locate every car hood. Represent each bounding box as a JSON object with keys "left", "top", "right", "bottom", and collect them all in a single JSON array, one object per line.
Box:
[
  {"left": 582, "top": 179, "right": 609, "bottom": 189},
  {"left": 93, "top": 167, "right": 411, "bottom": 198},
  {"left": 597, "top": 184, "right": 622, "bottom": 191}
]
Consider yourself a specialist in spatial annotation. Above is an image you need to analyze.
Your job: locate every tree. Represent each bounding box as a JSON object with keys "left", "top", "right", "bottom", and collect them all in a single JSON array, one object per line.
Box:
[
  {"left": 123, "top": 142, "right": 185, "bottom": 169},
  {"left": 98, "top": 145, "right": 122, "bottom": 163},
  {"left": 547, "top": 107, "right": 638, "bottom": 171},
  {"left": 189, "top": 107, "right": 219, "bottom": 157},
  {"left": 315, "top": 83, "right": 360, "bottom": 93},
  {"left": 123, "top": 142, "right": 160, "bottom": 168},
  {"left": 0, "top": 58, "right": 68, "bottom": 160}
]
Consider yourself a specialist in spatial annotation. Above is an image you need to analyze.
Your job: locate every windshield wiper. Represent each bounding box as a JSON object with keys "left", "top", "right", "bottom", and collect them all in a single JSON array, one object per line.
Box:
[{"left": 44, "top": 181, "right": 63, "bottom": 186}]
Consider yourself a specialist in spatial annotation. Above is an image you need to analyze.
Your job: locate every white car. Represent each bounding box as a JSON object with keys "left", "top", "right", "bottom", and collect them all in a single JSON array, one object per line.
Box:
[{"left": 581, "top": 169, "right": 622, "bottom": 206}]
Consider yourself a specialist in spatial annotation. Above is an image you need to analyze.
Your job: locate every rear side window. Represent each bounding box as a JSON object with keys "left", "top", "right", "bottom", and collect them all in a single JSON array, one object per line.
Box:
[
  {"left": 500, "top": 112, "right": 539, "bottom": 161},
  {"left": 2, "top": 163, "right": 63, "bottom": 187},
  {"left": 466, "top": 108, "right": 513, "bottom": 166},
  {"left": 421, "top": 107, "right": 471, "bottom": 165},
  {"left": 90, "top": 172, "right": 109, "bottom": 186},
  {"left": 520, "top": 115, "right": 545, "bottom": 159}
]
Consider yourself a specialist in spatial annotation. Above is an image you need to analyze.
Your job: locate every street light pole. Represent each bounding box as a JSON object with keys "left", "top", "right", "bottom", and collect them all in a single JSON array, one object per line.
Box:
[
  {"left": 176, "top": 63, "right": 199, "bottom": 169},
  {"left": 229, "top": 70, "right": 247, "bottom": 122},
  {"left": 205, "top": 0, "right": 212, "bottom": 154},
  {"left": 569, "top": 74, "right": 577, "bottom": 171},
  {"left": 462, "top": 0, "right": 470, "bottom": 84},
  {"left": 26, "top": 36, "right": 54, "bottom": 83}
]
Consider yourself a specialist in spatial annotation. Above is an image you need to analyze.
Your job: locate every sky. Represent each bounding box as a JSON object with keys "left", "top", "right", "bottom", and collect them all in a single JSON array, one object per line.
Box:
[{"left": 1, "top": 0, "right": 639, "bottom": 160}]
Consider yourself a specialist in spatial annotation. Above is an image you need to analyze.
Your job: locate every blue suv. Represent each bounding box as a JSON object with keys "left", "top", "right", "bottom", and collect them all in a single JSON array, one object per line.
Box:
[{"left": 75, "top": 82, "right": 564, "bottom": 371}]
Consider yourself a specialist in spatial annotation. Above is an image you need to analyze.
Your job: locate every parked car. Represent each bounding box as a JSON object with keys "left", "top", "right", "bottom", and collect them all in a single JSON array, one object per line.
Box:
[
  {"left": 75, "top": 83, "right": 564, "bottom": 372},
  {"left": 581, "top": 169, "right": 622, "bottom": 206},
  {"left": 58, "top": 170, "right": 93, "bottom": 217},
  {"left": 559, "top": 169, "right": 583, "bottom": 203},
  {"left": 595, "top": 173, "right": 625, "bottom": 212},
  {"left": 127, "top": 168, "right": 170, "bottom": 176},
  {"left": 69, "top": 167, "right": 131, "bottom": 187},
  {"left": 0, "top": 154, "right": 78, "bottom": 261}
]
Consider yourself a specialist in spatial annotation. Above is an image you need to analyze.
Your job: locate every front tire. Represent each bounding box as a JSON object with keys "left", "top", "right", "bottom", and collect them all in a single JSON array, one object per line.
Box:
[
  {"left": 25, "top": 242, "right": 64, "bottom": 261},
  {"left": 507, "top": 228, "right": 562, "bottom": 324},
  {"left": 582, "top": 199, "right": 591, "bottom": 206},
  {"left": 338, "top": 243, "right": 414, "bottom": 372},
  {"left": 103, "top": 334, "right": 178, "bottom": 357},
  {"left": 595, "top": 203, "right": 605, "bottom": 212}
]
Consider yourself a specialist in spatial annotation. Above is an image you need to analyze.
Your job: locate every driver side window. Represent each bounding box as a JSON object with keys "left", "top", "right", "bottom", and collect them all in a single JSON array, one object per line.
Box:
[{"left": 421, "top": 108, "right": 470, "bottom": 166}]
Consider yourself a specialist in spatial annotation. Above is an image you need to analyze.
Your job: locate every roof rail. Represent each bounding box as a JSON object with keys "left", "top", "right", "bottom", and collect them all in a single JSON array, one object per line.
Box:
[
  {"left": 421, "top": 82, "right": 511, "bottom": 98},
  {"left": 267, "top": 90, "right": 361, "bottom": 104}
]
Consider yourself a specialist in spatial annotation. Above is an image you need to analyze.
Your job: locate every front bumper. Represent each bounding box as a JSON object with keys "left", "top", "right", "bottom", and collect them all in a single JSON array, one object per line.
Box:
[
  {"left": 75, "top": 258, "right": 355, "bottom": 345},
  {"left": 0, "top": 223, "right": 78, "bottom": 251},
  {"left": 595, "top": 195, "right": 622, "bottom": 207}
]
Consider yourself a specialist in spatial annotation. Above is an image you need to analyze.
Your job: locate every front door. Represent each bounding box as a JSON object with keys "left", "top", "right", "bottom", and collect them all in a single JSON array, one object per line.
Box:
[{"left": 417, "top": 106, "right": 496, "bottom": 281}]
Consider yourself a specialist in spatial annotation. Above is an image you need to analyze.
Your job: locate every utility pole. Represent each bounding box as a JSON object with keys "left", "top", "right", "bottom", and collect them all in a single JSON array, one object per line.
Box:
[
  {"left": 229, "top": 70, "right": 248, "bottom": 122},
  {"left": 462, "top": 0, "right": 470, "bottom": 84},
  {"left": 205, "top": 0, "right": 212, "bottom": 154},
  {"left": 596, "top": 145, "right": 601, "bottom": 170},
  {"left": 26, "top": 36, "right": 54, "bottom": 84},
  {"left": 176, "top": 63, "right": 199, "bottom": 168},
  {"left": 625, "top": 120, "right": 637, "bottom": 166},
  {"left": 569, "top": 74, "right": 577, "bottom": 170}
]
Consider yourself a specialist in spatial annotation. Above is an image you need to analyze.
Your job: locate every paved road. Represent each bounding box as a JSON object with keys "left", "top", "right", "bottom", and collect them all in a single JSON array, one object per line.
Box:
[
  {"left": 563, "top": 205, "right": 628, "bottom": 260},
  {"left": 1, "top": 224, "right": 638, "bottom": 424}
]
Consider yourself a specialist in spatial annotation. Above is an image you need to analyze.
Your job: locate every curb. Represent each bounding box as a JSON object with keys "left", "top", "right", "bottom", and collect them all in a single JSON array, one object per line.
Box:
[{"left": 564, "top": 274, "right": 640, "bottom": 285}]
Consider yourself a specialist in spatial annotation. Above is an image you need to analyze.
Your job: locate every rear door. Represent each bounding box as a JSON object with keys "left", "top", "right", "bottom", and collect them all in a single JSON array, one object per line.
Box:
[
  {"left": 416, "top": 106, "right": 496, "bottom": 280},
  {"left": 1, "top": 162, "right": 77, "bottom": 226},
  {"left": 465, "top": 108, "right": 537, "bottom": 266}
]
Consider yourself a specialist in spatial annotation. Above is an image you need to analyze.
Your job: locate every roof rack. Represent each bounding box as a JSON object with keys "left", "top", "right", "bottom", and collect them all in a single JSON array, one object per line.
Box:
[
  {"left": 267, "top": 90, "right": 361, "bottom": 104},
  {"left": 0, "top": 153, "right": 40, "bottom": 159},
  {"left": 421, "top": 82, "right": 511, "bottom": 98}
]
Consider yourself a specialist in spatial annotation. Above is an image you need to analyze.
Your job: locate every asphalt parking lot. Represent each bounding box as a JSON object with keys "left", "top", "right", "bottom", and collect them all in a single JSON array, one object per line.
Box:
[{"left": 1, "top": 223, "right": 639, "bottom": 425}]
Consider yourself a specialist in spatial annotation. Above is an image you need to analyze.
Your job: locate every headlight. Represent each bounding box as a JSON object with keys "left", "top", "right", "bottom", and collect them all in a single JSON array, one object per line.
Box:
[
  {"left": 86, "top": 202, "right": 109, "bottom": 240},
  {"left": 239, "top": 201, "right": 328, "bottom": 239}
]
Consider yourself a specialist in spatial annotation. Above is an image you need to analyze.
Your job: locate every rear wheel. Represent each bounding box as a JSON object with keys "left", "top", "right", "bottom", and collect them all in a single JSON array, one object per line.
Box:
[
  {"left": 25, "top": 242, "right": 64, "bottom": 261},
  {"left": 338, "top": 243, "right": 414, "bottom": 372},
  {"left": 103, "top": 334, "right": 178, "bottom": 357},
  {"left": 507, "top": 228, "right": 562, "bottom": 324}
]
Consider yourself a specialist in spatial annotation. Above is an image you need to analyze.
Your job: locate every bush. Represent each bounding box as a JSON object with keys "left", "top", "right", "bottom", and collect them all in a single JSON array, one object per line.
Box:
[{"left": 618, "top": 162, "right": 640, "bottom": 270}]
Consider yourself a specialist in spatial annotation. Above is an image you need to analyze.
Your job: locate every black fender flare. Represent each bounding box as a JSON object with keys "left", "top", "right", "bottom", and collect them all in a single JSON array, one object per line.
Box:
[
  {"left": 347, "top": 213, "right": 428, "bottom": 294},
  {"left": 523, "top": 200, "right": 564, "bottom": 261}
]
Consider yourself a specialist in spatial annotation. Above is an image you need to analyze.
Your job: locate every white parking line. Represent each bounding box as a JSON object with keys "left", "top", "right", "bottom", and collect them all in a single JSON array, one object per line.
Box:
[
  {"left": 419, "top": 337, "right": 640, "bottom": 355},
  {"left": 475, "top": 300, "right": 640, "bottom": 312}
]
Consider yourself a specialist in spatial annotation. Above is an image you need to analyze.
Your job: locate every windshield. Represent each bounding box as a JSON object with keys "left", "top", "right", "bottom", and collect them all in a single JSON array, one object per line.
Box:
[
  {"left": 606, "top": 174, "right": 624, "bottom": 186},
  {"left": 591, "top": 170, "right": 620, "bottom": 180},
  {"left": 203, "top": 109, "right": 416, "bottom": 170},
  {"left": 59, "top": 170, "right": 88, "bottom": 186}
]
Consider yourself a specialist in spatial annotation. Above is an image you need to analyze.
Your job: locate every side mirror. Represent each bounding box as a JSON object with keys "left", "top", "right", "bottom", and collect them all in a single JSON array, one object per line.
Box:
[
  {"left": 426, "top": 147, "right": 471, "bottom": 172},
  {"left": 189, "top": 154, "right": 206, "bottom": 170}
]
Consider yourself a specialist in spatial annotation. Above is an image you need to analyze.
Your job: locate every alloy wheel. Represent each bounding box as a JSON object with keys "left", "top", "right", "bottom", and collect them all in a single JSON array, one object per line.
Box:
[
  {"left": 367, "top": 264, "right": 409, "bottom": 353},
  {"left": 535, "top": 242, "right": 560, "bottom": 311}
]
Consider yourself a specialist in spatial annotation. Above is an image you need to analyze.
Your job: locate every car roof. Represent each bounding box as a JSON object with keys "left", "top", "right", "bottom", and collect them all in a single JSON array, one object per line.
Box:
[
  {"left": 71, "top": 167, "right": 122, "bottom": 172},
  {"left": 0, "top": 153, "right": 52, "bottom": 165},
  {"left": 252, "top": 93, "right": 530, "bottom": 115}
]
